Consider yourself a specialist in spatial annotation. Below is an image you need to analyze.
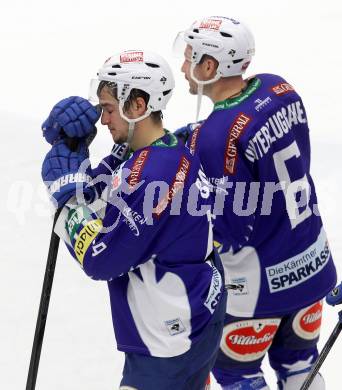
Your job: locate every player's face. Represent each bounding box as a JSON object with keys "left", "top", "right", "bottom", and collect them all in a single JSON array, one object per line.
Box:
[
  {"left": 181, "top": 45, "right": 199, "bottom": 95},
  {"left": 99, "top": 87, "right": 129, "bottom": 144}
]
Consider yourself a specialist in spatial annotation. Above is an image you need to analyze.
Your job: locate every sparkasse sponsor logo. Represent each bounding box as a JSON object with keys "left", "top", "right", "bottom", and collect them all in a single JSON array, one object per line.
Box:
[{"left": 266, "top": 229, "right": 330, "bottom": 293}]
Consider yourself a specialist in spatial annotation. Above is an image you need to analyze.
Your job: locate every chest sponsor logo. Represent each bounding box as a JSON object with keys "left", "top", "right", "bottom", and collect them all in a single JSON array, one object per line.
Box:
[
  {"left": 153, "top": 156, "right": 190, "bottom": 216},
  {"left": 189, "top": 125, "right": 201, "bottom": 155},
  {"left": 120, "top": 51, "right": 144, "bottom": 63},
  {"left": 271, "top": 82, "right": 295, "bottom": 96},
  {"left": 266, "top": 229, "right": 330, "bottom": 293},
  {"left": 224, "top": 113, "right": 251, "bottom": 175},
  {"left": 221, "top": 318, "right": 281, "bottom": 362},
  {"left": 127, "top": 149, "right": 150, "bottom": 188},
  {"left": 292, "top": 300, "right": 323, "bottom": 340}
]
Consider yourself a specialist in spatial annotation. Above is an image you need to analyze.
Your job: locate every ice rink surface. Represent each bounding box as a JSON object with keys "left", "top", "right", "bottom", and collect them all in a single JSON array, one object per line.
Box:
[{"left": 1, "top": 0, "right": 342, "bottom": 388}]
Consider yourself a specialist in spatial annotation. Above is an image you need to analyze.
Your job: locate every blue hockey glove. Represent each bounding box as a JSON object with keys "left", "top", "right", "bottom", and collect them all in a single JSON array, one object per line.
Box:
[
  {"left": 42, "top": 139, "right": 95, "bottom": 208},
  {"left": 173, "top": 120, "right": 204, "bottom": 144},
  {"left": 42, "top": 96, "right": 101, "bottom": 144}
]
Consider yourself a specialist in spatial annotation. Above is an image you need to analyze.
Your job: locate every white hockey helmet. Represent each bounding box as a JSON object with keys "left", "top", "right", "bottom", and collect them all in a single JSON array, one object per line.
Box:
[
  {"left": 90, "top": 50, "right": 174, "bottom": 113},
  {"left": 89, "top": 50, "right": 175, "bottom": 142},
  {"left": 178, "top": 16, "right": 255, "bottom": 78}
]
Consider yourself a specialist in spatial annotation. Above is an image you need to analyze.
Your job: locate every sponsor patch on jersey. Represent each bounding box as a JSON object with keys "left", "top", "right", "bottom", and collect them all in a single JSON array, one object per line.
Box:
[
  {"left": 292, "top": 301, "right": 323, "bottom": 340},
  {"left": 111, "top": 165, "right": 124, "bottom": 191},
  {"left": 120, "top": 51, "right": 144, "bottom": 63},
  {"left": 224, "top": 112, "right": 251, "bottom": 175},
  {"left": 266, "top": 228, "right": 330, "bottom": 293},
  {"left": 221, "top": 318, "right": 281, "bottom": 362},
  {"left": 189, "top": 125, "right": 201, "bottom": 155},
  {"left": 254, "top": 97, "right": 272, "bottom": 112},
  {"left": 74, "top": 219, "right": 103, "bottom": 265},
  {"left": 227, "top": 277, "right": 249, "bottom": 296},
  {"left": 199, "top": 18, "right": 222, "bottom": 30},
  {"left": 153, "top": 155, "right": 190, "bottom": 216},
  {"left": 112, "top": 174, "right": 122, "bottom": 191},
  {"left": 271, "top": 82, "right": 295, "bottom": 96},
  {"left": 165, "top": 318, "right": 185, "bottom": 336},
  {"left": 127, "top": 149, "right": 150, "bottom": 188}
]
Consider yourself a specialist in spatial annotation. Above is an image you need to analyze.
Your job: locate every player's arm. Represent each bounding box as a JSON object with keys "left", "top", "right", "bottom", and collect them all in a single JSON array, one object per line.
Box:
[{"left": 54, "top": 160, "right": 170, "bottom": 281}]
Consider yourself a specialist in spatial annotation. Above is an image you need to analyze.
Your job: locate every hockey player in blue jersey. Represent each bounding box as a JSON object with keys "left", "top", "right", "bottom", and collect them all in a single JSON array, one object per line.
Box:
[
  {"left": 41, "top": 50, "right": 226, "bottom": 389},
  {"left": 174, "top": 16, "right": 337, "bottom": 390}
]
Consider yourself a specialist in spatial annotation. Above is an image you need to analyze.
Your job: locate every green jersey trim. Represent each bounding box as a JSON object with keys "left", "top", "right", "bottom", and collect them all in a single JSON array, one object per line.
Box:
[{"left": 213, "top": 78, "right": 261, "bottom": 111}]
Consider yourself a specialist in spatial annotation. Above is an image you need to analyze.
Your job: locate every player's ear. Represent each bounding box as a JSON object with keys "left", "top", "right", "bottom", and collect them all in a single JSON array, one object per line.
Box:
[
  {"left": 206, "top": 57, "right": 218, "bottom": 77},
  {"left": 131, "top": 96, "right": 147, "bottom": 117}
]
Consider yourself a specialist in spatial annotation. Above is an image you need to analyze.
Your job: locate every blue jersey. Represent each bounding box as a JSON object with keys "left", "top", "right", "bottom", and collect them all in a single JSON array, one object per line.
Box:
[
  {"left": 56, "top": 132, "right": 224, "bottom": 357},
  {"left": 184, "top": 73, "right": 336, "bottom": 317}
]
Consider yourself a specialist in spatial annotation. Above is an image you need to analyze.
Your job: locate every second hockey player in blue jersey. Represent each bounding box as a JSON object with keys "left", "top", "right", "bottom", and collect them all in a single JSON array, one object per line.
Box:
[{"left": 174, "top": 16, "right": 337, "bottom": 390}]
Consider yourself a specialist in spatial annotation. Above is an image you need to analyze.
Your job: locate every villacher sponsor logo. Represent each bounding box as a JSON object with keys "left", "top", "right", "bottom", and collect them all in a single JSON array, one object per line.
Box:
[
  {"left": 292, "top": 300, "right": 323, "bottom": 340},
  {"left": 120, "top": 51, "right": 144, "bottom": 63},
  {"left": 220, "top": 318, "right": 281, "bottom": 362},
  {"left": 224, "top": 113, "right": 251, "bottom": 175}
]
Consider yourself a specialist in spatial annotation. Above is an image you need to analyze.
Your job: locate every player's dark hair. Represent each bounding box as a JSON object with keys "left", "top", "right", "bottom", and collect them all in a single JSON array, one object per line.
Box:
[{"left": 97, "top": 81, "right": 163, "bottom": 124}]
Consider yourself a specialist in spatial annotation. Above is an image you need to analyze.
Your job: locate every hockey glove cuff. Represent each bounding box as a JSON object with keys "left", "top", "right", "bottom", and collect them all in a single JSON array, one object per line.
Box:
[{"left": 42, "top": 139, "right": 96, "bottom": 208}]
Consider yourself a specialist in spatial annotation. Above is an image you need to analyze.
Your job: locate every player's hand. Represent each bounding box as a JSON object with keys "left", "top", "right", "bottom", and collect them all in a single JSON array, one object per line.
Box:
[
  {"left": 173, "top": 120, "right": 204, "bottom": 144},
  {"left": 42, "top": 96, "right": 101, "bottom": 144},
  {"left": 41, "top": 139, "right": 95, "bottom": 208}
]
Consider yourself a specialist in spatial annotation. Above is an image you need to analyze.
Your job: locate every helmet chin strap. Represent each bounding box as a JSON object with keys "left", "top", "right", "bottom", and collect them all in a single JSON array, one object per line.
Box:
[
  {"left": 190, "top": 63, "right": 221, "bottom": 121},
  {"left": 118, "top": 103, "right": 152, "bottom": 145}
]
